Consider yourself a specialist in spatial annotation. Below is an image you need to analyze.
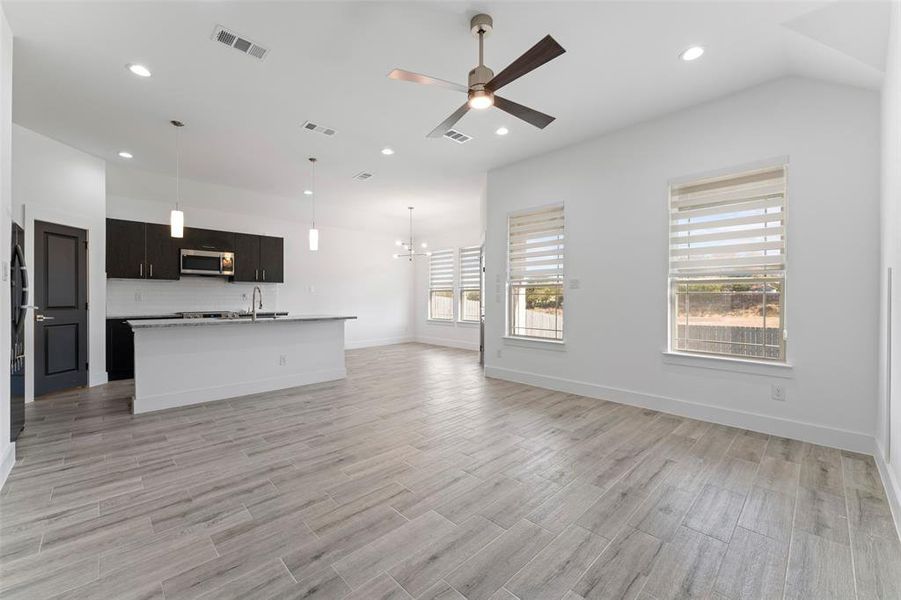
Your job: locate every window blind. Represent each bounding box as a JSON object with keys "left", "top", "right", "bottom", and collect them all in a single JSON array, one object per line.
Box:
[
  {"left": 669, "top": 166, "right": 786, "bottom": 277},
  {"left": 428, "top": 249, "right": 455, "bottom": 290},
  {"left": 508, "top": 205, "right": 565, "bottom": 286},
  {"left": 460, "top": 246, "right": 481, "bottom": 291}
]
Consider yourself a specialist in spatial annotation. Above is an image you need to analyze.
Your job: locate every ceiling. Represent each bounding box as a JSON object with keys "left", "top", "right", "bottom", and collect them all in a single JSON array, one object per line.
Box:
[{"left": 4, "top": 1, "right": 890, "bottom": 236}]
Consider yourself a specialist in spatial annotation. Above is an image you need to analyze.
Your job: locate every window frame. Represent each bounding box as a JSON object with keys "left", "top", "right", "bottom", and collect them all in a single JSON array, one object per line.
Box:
[
  {"left": 458, "top": 246, "right": 481, "bottom": 324},
  {"left": 427, "top": 248, "right": 456, "bottom": 322},
  {"left": 506, "top": 203, "right": 565, "bottom": 343},
  {"left": 666, "top": 161, "right": 789, "bottom": 363}
]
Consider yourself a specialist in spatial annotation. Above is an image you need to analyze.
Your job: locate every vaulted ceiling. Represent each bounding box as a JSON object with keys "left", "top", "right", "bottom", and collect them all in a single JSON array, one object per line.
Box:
[{"left": 4, "top": 1, "right": 890, "bottom": 235}]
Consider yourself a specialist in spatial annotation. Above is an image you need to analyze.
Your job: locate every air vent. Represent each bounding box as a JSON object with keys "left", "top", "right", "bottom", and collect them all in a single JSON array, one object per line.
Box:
[
  {"left": 444, "top": 129, "right": 472, "bottom": 144},
  {"left": 301, "top": 121, "right": 337, "bottom": 137},
  {"left": 212, "top": 25, "right": 269, "bottom": 61},
  {"left": 352, "top": 171, "right": 374, "bottom": 181}
]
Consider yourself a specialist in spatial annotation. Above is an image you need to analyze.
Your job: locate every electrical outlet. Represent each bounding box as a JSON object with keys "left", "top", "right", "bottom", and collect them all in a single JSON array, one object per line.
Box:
[
  {"left": 496, "top": 349, "right": 502, "bottom": 358},
  {"left": 569, "top": 278, "right": 581, "bottom": 290},
  {"left": 279, "top": 355, "right": 287, "bottom": 366},
  {"left": 134, "top": 291, "right": 142, "bottom": 302},
  {"left": 242, "top": 293, "right": 247, "bottom": 302},
  {"left": 771, "top": 384, "right": 786, "bottom": 401}
]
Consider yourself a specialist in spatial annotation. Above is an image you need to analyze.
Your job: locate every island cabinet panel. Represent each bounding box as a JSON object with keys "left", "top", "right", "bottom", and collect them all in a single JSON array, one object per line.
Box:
[
  {"left": 145, "top": 223, "right": 180, "bottom": 280},
  {"left": 106, "top": 319, "right": 135, "bottom": 380},
  {"left": 184, "top": 227, "right": 235, "bottom": 252},
  {"left": 233, "top": 233, "right": 261, "bottom": 282},
  {"left": 106, "top": 219, "right": 146, "bottom": 279},
  {"left": 259, "top": 236, "right": 284, "bottom": 283}
]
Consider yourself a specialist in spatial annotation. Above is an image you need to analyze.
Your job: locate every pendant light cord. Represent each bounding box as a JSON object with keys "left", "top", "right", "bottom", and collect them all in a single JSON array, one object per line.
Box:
[{"left": 175, "top": 124, "right": 180, "bottom": 211}]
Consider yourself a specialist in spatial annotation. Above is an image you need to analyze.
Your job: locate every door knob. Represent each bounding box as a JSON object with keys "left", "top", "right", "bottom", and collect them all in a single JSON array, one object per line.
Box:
[{"left": 35, "top": 314, "right": 55, "bottom": 322}]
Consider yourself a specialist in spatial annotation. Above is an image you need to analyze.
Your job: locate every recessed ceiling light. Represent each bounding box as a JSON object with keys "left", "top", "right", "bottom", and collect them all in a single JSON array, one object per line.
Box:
[
  {"left": 117, "top": 151, "right": 133, "bottom": 159},
  {"left": 126, "top": 63, "right": 152, "bottom": 77},
  {"left": 303, "top": 189, "right": 313, "bottom": 196},
  {"left": 495, "top": 127, "right": 509, "bottom": 136},
  {"left": 381, "top": 147, "right": 395, "bottom": 156},
  {"left": 679, "top": 46, "right": 705, "bottom": 61}
]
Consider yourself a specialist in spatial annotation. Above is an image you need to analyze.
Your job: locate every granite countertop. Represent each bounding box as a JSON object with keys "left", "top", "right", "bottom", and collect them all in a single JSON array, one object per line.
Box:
[
  {"left": 127, "top": 315, "right": 357, "bottom": 329},
  {"left": 108, "top": 313, "right": 181, "bottom": 320}
]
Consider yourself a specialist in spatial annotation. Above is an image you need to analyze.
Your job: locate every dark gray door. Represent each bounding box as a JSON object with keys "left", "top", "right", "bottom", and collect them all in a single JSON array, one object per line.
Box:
[{"left": 34, "top": 220, "right": 88, "bottom": 396}]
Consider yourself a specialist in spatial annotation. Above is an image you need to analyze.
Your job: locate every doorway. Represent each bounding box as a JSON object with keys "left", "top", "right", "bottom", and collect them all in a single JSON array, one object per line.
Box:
[{"left": 33, "top": 220, "right": 88, "bottom": 396}]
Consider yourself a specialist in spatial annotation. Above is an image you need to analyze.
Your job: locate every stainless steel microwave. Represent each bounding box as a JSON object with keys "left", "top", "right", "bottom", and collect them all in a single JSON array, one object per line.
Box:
[{"left": 180, "top": 249, "right": 235, "bottom": 276}]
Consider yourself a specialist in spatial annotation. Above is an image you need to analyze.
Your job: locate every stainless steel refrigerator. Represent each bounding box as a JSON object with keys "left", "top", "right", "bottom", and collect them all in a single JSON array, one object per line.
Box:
[{"left": 10, "top": 222, "right": 25, "bottom": 441}]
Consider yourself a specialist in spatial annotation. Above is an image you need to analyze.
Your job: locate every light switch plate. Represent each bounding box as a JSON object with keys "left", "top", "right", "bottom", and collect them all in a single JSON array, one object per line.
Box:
[{"left": 569, "top": 278, "right": 580, "bottom": 290}]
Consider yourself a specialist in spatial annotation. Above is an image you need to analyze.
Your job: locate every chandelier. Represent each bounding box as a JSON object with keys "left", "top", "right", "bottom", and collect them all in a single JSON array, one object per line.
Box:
[{"left": 393, "top": 207, "right": 430, "bottom": 262}]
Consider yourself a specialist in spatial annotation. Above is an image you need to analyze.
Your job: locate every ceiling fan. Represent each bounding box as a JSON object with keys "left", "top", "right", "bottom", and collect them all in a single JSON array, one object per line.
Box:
[{"left": 388, "top": 14, "right": 565, "bottom": 138}]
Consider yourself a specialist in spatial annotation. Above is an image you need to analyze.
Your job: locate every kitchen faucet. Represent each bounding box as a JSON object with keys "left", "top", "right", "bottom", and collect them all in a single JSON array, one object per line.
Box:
[{"left": 251, "top": 286, "right": 263, "bottom": 322}]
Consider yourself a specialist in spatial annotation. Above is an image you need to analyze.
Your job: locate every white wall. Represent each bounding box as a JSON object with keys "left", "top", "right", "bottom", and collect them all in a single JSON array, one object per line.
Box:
[
  {"left": 0, "top": 5, "right": 14, "bottom": 489},
  {"left": 12, "top": 124, "right": 107, "bottom": 401},
  {"left": 106, "top": 164, "right": 413, "bottom": 349},
  {"left": 485, "top": 77, "right": 881, "bottom": 453},
  {"left": 414, "top": 231, "right": 482, "bottom": 351},
  {"left": 878, "top": 0, "right": 901, "bottom": 535}
]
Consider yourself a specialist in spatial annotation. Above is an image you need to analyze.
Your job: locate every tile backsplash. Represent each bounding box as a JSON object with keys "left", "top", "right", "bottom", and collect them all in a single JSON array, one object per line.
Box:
[{"left": 107, "top": 277, "right": 280, "bottom": 317}]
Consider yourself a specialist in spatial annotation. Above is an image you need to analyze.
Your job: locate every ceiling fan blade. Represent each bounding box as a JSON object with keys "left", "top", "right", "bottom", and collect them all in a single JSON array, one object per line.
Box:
[
  {"left": 388, "top": 69, "right": 468, "bottom": 93},
  {"left": 427, "top": 103, "right": 471, "bottom": 138},
  {"left": 494, "top": 95, "right": 555, "bottom": 129},
  {"left": 486, "top": 35, "right": 565, "bottom": 93}
]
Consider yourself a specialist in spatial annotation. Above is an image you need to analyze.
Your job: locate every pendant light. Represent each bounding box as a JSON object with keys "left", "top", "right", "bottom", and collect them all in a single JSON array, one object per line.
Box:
[
  {"left": 307, "top": 157, "right": 319, "bottom": 251},
  {"left": 170, "top": 120, "right": 185, "bottom": 238},
  {"left": 393, "top": 207, "right": 430, "bottom": 262}
]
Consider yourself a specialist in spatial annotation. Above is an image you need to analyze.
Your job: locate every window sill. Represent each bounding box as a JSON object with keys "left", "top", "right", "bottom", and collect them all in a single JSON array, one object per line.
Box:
[
  {"left": 426, "top": 319, "right": 455, "bottom": 325},
  {"left": 503, "top": 336, "right": 566, "bottom": 352},
  {"left": 456, "top": 320, "right": 480, "bottom": 327},
  {"left": 661, "top": 351, "right": 793, "bottom": 378}
]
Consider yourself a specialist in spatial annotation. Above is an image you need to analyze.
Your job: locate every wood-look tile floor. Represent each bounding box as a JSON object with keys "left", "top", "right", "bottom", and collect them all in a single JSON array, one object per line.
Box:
[{"left": 1, "top": 343, "right": 899, "bottom": 600}]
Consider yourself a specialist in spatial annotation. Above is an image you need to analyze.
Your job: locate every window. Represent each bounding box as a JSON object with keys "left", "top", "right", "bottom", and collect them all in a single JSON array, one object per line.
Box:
[
  {"left": 428, "top": 249, "right": 454, "bottom": 321},
  {"left": 669, "top": 165, "right": 787, "bottom": 361},
  {"left": 459, "top": 246, "right": 481, "bottom": 323},
  {"left": 508, "top": 205, "right": 564, "bottom": 340}
]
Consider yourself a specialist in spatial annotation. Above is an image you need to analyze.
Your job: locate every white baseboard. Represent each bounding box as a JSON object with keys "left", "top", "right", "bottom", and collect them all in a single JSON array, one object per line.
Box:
[
  {"left": 90, "top": 371, "right": 109, "bottom": 387},
  {"left": 874, "top": 440, "right": 901, "bottom": 542},
  {"left": 415, "top": 336, "right": 480, "bottom": 351},
  {"left": 346, "top": 336, "right": 413, "bottom": 350},
  {"left": 485, "top": 365, "right": 874, "bottom": 454},
  {"left": 0, "top": 442, "right": 15, "bottom": 492},
  {"left": 133, "top": 368, "right": 347, "bottom": 414}
]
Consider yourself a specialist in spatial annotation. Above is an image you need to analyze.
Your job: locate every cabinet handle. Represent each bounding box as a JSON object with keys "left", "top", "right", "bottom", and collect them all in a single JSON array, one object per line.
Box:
[
  {"left": 139, "top": 263, "right": 143, "bottom": 278},
  {"left": 150, "top": 264, "right": 153, "bottom": 278},
  {"left": 262, "top": 269, "right": 266, "bottom": 281},
  {"left": 255, "top": 269, "right": 258, "bottom": 281}
]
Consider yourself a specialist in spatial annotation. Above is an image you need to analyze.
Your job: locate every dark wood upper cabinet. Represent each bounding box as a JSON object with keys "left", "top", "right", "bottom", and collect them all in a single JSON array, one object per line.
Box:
[
  {"left": 106, "top": 219, "right": 145, "bottom": 279},
  {"left": 145, "top": 223, "right": 180, "bottom": 280},
  {"left": 233, "top": 233, "right": 260, "bottom": 282},
  {"left": 259, "top": 236, "right": 284, "bottom": 283},
  {"left": 184, "top": 227, "right": 235, "bottom": 252},
  {"left": 105, "top": 218, "right": 283, "bottom": 283}
]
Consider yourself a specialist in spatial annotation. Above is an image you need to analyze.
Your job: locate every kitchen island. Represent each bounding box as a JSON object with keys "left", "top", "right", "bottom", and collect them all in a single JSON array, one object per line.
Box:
[{"left": 127, "top": 315, "right": 356, "bottom": 414}]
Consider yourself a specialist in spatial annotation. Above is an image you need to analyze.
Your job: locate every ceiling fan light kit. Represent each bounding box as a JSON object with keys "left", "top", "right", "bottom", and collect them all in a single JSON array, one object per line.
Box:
[{"left": 389, "top": 13, "right": 565, "bottom": 138}]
